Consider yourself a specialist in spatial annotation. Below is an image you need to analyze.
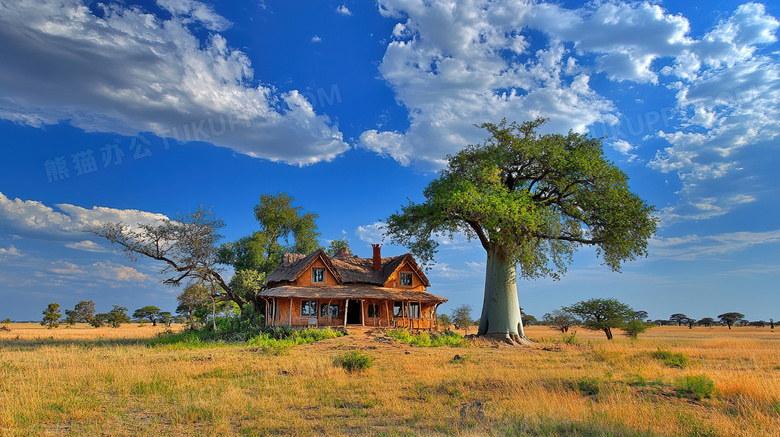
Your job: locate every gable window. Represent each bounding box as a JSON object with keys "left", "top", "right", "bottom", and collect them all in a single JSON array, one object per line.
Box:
[
  {"left": 312, "top": 268, "right": 325, "bottom": 283},
  {"left": 409, "top": 302, "right": 421, "bottom": 319},
  {"left": 393, "top": 302, "right": 404, "bottom": 317},
  {"left": 367, "top": 304, "right": 379, "bottom": 318},
  {"left": 301, "top": 300, "right": 317, "bottom": 316},
  {"left": 400, "top": 272, "right": 413, "bottom": 287},
  {"left": 320, "top": 303, "right": 338, "bottom": 318}
]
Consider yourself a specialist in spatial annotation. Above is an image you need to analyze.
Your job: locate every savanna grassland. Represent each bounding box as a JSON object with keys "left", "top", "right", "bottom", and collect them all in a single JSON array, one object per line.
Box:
[{"left": 1, "top": 324, "right": 778, "bottom": 436}]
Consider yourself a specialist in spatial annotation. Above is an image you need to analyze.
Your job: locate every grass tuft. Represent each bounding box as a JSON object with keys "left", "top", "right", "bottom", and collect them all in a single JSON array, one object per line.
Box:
[
  {"left": 386, "top": 328, "right": 469, "bottom": 347},
  {"left": 651, "top": 349, "right": 690, "bottom": 368},
  {"left": 676, "top": 374, "right": 716, "bottom": 400},
  {"left": 333, "top": 350, "right": 374, "bottom": 373}
]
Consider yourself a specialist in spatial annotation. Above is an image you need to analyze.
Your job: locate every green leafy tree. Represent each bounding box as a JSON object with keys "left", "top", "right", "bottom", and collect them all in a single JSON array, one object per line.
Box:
[
  {"left": 91, "top": 313, "right": 108, "bottom": 328},
  {"left": 64, "top": 300, "right": 96, "bottom": 326},
  {"left": 451, "top": 304, "right": 474, "bottom": 334},
  {"left": 698, "top": 317, "right": 716, "bottom": 327},
  {"left": 41, "top": 303, "right": 61, "bottom": 329},
  {"left": 106, "top": 305, "right": 131, "bottom": 328},
  {"left": 633, "top": 310, "right": 648, "bottom": 320},
  {"left": 437, "top": 313, "right": 452, "bottom": 330},
  {"left": 219, "top": 192, "right": 320, "bottom": 275},
  {"left": 669, "top": 313, "right": 689, "bottom": 326},
  {"left": 623, "top": 319, "right": 654, "bottom": 340},
  {"left": 177, "top": 282, "right": 211, "bottom": 330},
  {"left": 218, "top": 192, "right": 322, "bottom": 311},
  {"left": 325, "top": 238, "right": 351, "bottom": 257},
  {"left": 718, "top": 312, "right": 744, "bottom": 330},
  {"left": 132, "top": 306, "right": 161, "bottom": 326},
  {"left": 159, "top": 311, "right": 172, "bottom": 327},
  {"left": 384, "top": 119, "right": 657, "bottom": 343},
  {"left": 542, "top": 308, "right": 579, "bottom": 333},
  {"left": 563, "top": 298, "right": 634, "bottom": 340}
]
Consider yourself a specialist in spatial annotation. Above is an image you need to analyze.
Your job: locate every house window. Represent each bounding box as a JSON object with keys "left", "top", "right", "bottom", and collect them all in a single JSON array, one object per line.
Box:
[
  {"left": 312, "top": 268, "right": 325, "bottom": 283},
  {"left": 367, "top": 304, "right": 379, "bottom": 318},
  {"left": 393, "top": 302, "right": 404, "bottom": 317},
  {"left": 409, "top": 302, "right": 421, "bottom": 319},
  {"left": 301, "top": 300, "right": 317, "bottom": 316},
  {"left": 400, "top": 272, "right": 413, "bottom": 287},
  {"left": 320, "top": 303, "right": 339, "bottom": 318}
]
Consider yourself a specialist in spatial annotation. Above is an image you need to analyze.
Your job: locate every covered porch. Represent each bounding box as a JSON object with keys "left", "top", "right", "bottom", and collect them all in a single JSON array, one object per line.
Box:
[{"left": 258, "top": 285, "right": 447, "bottom": 330}]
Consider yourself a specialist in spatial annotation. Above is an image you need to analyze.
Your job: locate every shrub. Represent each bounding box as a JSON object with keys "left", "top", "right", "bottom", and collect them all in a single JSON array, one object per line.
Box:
[
  {"left": 676, "top": 374, "right": 715, "bottom": 400},
  {"left": 387, "top": 329, "right": 469, "bottom": 347},
  {"left": 334, "top": 351, "right": 374, "bottom": 373},
  {"left": 561, "top": 331, "right": 579, "bottom": 344},
  {"left": 569, "top": 376, "right": 601, "bottom": 396},
  {"left": 623, "top": 319, "right": 654, "bottom": 340},
  {"left": 652, "top": 349, "right": 689, "bottom": 368}
]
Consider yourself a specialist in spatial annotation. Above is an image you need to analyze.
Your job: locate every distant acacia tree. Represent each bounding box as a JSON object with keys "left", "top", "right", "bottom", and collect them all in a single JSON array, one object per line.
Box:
[
  {"left": 543, "top": 308, "right": 579, "bottom": 333},
  {"left": 698, "top": 317, "right": 716, "bottom": 327},
  {"left": 632, "top": 310, "right": 648, "bottom": 320},
  {"left": 133, "top": 306, "right": 162, "bottom": 326},
  {"left": 451, "top": 304, "right": 474, "bottom": 334},
  {"left": 748, "top": 320, "right": 766, "bottom": 328},
  {"left": 669, "top": 313, "right": 689, "bottom": 326},
  {"left": 64, "top": 300, "right": 96, "bottom": 326},
  {"left": 41, "top": 303, "right": 61, "bottom": 329},
  {"left": 438, "top": 314, "right": 452, "bottom": 331},
  {"left": 159, "top": 311, "right": 173, "bottom": 327},
  {"left": 106, "top": 305, "right": 131, "bottom": 328},
  {"left": 177, "top": 282, "right": 211, "bottom": 330},
  {"left": 623, "top": 319, "right": 654, "bottom": 340},
  {"left": 718, "top": 312, "right": 744, "bottom": 330},
  {"left": 564, "top": 298, "right": 634, "bottom": 340}
]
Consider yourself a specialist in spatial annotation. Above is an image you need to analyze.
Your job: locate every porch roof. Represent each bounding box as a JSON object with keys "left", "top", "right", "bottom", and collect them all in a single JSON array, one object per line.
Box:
[{"left": 258, "top": 284, "right": 447, "bottom": 304}]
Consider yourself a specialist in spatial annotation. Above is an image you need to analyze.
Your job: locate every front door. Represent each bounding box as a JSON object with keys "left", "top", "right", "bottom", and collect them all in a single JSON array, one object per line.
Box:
[{"left": 346, "top": 299, "right": 362, "bottom": 325}]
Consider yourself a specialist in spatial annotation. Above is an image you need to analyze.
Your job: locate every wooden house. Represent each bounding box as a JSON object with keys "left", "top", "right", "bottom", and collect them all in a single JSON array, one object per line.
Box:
[{"left": 257, "top": 244, "right": 447, "bottom": 329}]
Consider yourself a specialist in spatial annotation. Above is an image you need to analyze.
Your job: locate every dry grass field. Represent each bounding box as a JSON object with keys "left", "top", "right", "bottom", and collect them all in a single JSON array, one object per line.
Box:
[{"left": 1, "top": 323, "right": 778, "bottom": 436}]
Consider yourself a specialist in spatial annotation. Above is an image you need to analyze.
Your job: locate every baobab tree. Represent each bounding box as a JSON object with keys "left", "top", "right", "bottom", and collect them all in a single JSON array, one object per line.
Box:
[{"left": 384, "top": 119, "right": 657, "bottom": 343}]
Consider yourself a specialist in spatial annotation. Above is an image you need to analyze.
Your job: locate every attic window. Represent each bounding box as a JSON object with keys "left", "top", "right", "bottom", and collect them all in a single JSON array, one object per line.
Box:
[
  {"left": 312, "top": 268, "right": 325, "bottom": 283},
  {"left": 400, "top": 271, "right": 413, "bottom": 287}
]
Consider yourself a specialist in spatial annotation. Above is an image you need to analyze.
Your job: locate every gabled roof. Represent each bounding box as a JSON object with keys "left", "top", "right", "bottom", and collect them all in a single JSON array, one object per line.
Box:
[
  {"left": 265, "top": 249, "right": 342, "bottom": 285},
  {"left": 265, "top": 249, "right": 431, "bottom": 287}
]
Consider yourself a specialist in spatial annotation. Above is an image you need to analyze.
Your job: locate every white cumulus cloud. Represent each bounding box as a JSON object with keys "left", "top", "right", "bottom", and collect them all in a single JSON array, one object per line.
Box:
[
  {"left": 0, "top": 192, "right": 168, "bottom": 240},
  {"left": 0, "top": 0, "right": 348, "bottom": 165}
]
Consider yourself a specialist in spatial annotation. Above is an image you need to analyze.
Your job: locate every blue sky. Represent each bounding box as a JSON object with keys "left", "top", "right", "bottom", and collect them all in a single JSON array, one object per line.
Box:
[{"left": 1, "top": 0, "right": 778, "bottom": 322}]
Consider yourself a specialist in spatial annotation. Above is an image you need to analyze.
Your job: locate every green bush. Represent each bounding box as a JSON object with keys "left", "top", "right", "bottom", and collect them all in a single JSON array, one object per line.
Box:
[
  {"left": 573, "top": 376, "right": 601, "bottom": 396},
  {"left": 334, "top": 351, "right": 374, "bottom": 373},
  {"left": 561, "top": 331, "right": 579, "bottom": 344},
  {"left": 387, "top": 328, "right": 468, "bottom": 347},
  {"left": 652, "top": 349, "right": 689, "bottom": 368},
  {"left": 676, "top": 374, "right": 715, "bottom": 400}
]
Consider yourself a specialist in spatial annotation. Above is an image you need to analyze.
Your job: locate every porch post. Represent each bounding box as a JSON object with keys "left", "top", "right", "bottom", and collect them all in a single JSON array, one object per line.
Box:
[
  {"left": 289, "top": 298, "right": 293, "bottom": 326},
  {"left": 343, "top": 299, "right": 349, "bottom": 326},
  {"left": 360, "top": 299, "right": 365, "bottom": 326}
]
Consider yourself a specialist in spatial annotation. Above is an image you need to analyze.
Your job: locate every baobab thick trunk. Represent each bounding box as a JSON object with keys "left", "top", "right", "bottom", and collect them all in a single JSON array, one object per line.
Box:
[{"left": 477, "top": 245, "right": 529, "bottom": 344}]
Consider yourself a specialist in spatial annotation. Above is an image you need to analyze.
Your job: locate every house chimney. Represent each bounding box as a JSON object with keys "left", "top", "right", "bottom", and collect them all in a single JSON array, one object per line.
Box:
[{"left": 372, "top": 244, "right": 382, "bottom": 271}]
